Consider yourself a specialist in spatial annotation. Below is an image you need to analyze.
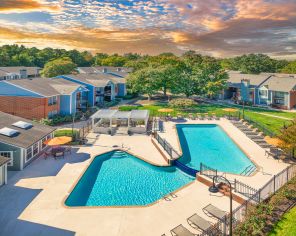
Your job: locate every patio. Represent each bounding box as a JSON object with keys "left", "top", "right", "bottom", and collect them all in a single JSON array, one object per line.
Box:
[{"left": 0, "top": 118, "right": 290, "bottom": 236}]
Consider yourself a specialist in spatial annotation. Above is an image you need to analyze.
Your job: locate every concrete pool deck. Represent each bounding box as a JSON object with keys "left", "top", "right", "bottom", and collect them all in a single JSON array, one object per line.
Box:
[{"left": 0, "top": 118, "right": 289, "bottom": 236}]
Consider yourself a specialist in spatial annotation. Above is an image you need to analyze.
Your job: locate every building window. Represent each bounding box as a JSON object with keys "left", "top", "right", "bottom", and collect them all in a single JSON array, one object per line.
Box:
[
  {"left": 48, "top": 110, "right": 58, "bottom": 118},
  {"left": 33, "top": 143, "right": 39, "bottom": 156},
  {"left": 259, "top": 90, "right": 268, "bottom": 98},
  {"left": 25, "top": 146, "right": 33, "bottom": 162},
  {"left": 48, "top": 96, "right": 57, "bottom": 106},
  {"left": 0, "top": 151, "right": 13, "bottom": 166},
  {"left": 42, "top": 137, "right": 47, "bottom": 149}
]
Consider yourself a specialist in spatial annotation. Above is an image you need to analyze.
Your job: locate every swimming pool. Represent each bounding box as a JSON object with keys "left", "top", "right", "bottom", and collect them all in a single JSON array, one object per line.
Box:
[
  {"left": 176, "top": 124, "right": 256, "bottom": 175},
  {"left": 65, "top": 151, "right": 194, "bottom": 207}
]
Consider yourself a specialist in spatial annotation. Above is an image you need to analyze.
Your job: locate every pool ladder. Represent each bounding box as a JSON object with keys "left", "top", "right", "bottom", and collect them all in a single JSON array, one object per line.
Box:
[{"left": 240, "top": 165, "right": 256, "bottom": 176}]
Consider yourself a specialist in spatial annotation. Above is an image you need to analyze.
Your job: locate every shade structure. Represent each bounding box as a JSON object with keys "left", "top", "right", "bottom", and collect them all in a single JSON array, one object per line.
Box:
[
  {"left": 264, "top": 136, "right": 284, "bottom": 147},
  {"left": 44, "top": 136, "right": 72, "bottom": 146},
  {"left": 158, "top": 108, "right": 174, "bottom": 113},
  {"left": 222, "top": 108, "right": 238, "bottom": 113}
]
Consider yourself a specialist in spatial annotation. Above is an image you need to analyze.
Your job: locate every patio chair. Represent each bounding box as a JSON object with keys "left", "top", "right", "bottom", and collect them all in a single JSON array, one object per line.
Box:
[
  {"left": 203, "top": 204, "right": 227, "bottom": 221},
  {"left": 64, "top": 146, "right": 72, "bottom": 155},
  {"left": 187, "top": 214, "right": 212, "bottom": 232},
  {"left": 177, "top": 113, "right": 183, "bottom": 120},
  {"left": 43, "top": 148, "right": 53, "bottom": 160},
  {"left": 188, "top": 113, "right": 194, "bottom": 120},
  {"left": 212, "top": 113, "right": 219, "bottom": 120},
  {"left": 170, "top": 224, "right": 197, "bottom": 236},
  {"left": 196, "top": 114, "right": 203, "bottom": 120}
]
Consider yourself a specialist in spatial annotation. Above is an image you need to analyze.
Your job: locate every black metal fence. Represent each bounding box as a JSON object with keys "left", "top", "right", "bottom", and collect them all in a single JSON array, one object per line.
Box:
[
  {"left": 234, "top": 179, "right": 260, "bottom": 202},
  {"left": 76, "top": 120, "right": 92, "bottom": 141},
  {"left": 200, "top": 163, "right": 218, "bottom": 178},
  {"left": 203, "top": 164, "right": 296, "bottom": 236},
  {"left": 154, "top": 132, "right": 179, "bottom": 159}
]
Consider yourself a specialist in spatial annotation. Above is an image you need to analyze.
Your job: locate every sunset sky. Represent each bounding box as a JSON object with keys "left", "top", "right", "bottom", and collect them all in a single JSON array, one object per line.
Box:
[{"left": 0, "top": 0, "right": 296, "bottom": 58}]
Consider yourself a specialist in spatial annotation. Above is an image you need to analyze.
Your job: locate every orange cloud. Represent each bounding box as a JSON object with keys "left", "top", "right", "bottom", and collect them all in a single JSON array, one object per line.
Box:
[
  {"left": 235, "top": 0, "right": 296, "bottom": 20},
  {"left": 0, "top": 0, "right": 60, "bottom": 13}
]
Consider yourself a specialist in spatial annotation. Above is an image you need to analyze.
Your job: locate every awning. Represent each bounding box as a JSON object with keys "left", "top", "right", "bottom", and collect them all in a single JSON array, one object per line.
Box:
[{"left": 130, "top": 110, "right": 150, "bottom": 120}]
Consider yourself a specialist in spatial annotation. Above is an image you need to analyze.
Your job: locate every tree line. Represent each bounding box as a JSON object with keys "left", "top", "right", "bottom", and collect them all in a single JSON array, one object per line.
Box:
[{"left": 0, "top": 45, "right": 295, "bottom": 74}]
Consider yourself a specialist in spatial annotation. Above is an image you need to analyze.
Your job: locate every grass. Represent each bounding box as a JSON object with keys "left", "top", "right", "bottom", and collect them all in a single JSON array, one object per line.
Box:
[
  {"left": 119, "top": 102, "right": 294, "bottom": 134},
  {"left": 54, "top": 129, "right": 79, "bottom": 137},
  {"left": 269, "top": 207, "right": 296, "bottom": 236}
]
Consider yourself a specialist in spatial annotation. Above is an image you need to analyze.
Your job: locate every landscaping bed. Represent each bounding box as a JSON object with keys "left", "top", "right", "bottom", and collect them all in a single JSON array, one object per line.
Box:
[{"left": 234, "top": 176, "right": 296, "bottom": 236}]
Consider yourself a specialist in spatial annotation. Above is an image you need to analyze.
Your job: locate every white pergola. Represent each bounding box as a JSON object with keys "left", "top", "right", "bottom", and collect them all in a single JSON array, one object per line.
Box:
[{"left": 91, "top": 109, "right": 150, "bottom": 135}]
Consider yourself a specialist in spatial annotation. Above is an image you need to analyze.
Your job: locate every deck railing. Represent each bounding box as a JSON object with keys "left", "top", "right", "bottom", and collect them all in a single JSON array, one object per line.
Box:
[
  {"left": 204, "top": 164, "right": 296, "bottom": 236},
  {"left": 154, "top": 132, "right": 179, "bottom": 160}
]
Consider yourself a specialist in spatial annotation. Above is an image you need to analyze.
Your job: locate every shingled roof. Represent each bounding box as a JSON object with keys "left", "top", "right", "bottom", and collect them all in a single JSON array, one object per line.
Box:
[
  {"left": 7, "top": 77, "right": 83, "bottom": 97},
  {"left": 261, "top": 75, "right": 296, "bottom": 92},
  {"left": 0, "top": 112, "right": 55, "bottom": 148}
]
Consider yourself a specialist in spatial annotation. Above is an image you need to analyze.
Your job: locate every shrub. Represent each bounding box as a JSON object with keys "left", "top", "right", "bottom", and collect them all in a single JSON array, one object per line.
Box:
[
  {"left": 169, "top": 98, "right": 195, "bottom": 108},
  {"left": 119, "top": 105, "right": 140, "bottom": 111}
]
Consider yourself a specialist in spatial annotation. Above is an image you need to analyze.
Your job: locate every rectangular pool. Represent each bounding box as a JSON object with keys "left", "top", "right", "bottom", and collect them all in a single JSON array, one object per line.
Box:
[{"left": 176, "top": 124, "right": 256, "bottom": 175}]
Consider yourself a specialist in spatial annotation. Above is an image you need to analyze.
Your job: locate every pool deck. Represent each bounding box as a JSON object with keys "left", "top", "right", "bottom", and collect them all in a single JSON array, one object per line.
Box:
[{"left": 0, "top": 118, "right": 289, "bottom": 236}]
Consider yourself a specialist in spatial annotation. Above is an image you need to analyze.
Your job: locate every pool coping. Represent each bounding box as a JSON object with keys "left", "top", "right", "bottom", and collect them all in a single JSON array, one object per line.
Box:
[
  {"left": 62, "top": 148, "right": 196, "bottom": 209},
  {"left": 172, "top": 122, "right": 259, "bottom": 177}
]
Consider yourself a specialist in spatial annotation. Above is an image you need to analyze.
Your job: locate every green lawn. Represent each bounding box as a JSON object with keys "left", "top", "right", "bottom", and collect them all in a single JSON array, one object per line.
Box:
[
  {"left": 269, "top": 207, "right": 296, "bottom": 236},
  {"left": 119, "top": 102, "right": 295, "bottom": 135}
]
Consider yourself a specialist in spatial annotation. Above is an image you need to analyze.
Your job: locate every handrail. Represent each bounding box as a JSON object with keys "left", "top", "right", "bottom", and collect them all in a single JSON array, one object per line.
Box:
[{"left": 154, "top": 132, "right": 179, "bottom": 159}]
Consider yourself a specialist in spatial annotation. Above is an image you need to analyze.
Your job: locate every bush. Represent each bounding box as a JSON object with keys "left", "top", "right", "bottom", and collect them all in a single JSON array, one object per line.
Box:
[
  {"left": 169, "top": 98, "right": 195, "bottom": 108},
  {"left": 54, "top": 129, "right": 79, "bottom": 137},
  {"left": 119, "top": 105, "right": 141, "bottom": 111}
]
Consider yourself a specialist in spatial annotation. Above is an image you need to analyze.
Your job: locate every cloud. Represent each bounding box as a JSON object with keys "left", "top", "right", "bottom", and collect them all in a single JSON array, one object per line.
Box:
[
  {"left": 0, "top": 0, "right": 60, "bottom": 13},
  {"left": 0, "top": 0, "right": 296, "bottom": 58}
]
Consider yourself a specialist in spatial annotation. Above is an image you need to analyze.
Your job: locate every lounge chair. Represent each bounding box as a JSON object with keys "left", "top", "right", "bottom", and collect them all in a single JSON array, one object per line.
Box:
[
  {"left": 187, "top": 214, "right": 212, "bottom": 232},
  {"left": 212, "top": 113, "right": 219, "bottom": 120},
  {"left": 203, "top": 204, "right": 227, "bottom": 221},
  {"left": 196, "top": 114, "right": 203, "bottom": 120},
  {"left": 170, "top": 224, "right": 197, "bottom": 236},
  {"left": 188, "top": 113, "right": 194, "bottom": 120}
]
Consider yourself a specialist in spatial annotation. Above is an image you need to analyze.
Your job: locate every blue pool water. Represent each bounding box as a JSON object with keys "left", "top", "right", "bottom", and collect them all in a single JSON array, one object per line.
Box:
[
  {"left": 65, "top": 151, "right": 194, "bottom": 207},
  {"left": 177, "top": 124, "right": 256, "bottom": 174}
]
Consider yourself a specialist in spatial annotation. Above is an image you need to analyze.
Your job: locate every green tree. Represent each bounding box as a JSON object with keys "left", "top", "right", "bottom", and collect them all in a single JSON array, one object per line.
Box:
[
  {"left": 230, "top": 54, "right": 277, "bottom": 74},
  {"left": 101, "top": 55, "right": 127, "bottom": 67},
  {"left": 279, "top": 120, "right": 296, "bottom": 158},
  {"left": 281, "top": 61, "right": 296, "bottom": 74},
  {"left": 93, "top": 53, "right": 109, "bottom": 66},
  {"left": 127, "top": 67, "right": 159, "bottom": 100},
  {"left": 41, "top": 57, "right": 77, "bottom": 77},
  {"left": 192, "top": 59, "right": 228, "bottom": 97}
]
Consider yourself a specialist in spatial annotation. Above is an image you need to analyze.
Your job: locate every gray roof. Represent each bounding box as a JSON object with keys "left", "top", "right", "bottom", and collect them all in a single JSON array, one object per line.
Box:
[
  {"left": 130, "top": 110, "right": 149, "bottom": 120},
  {"left": 93, "top": 66, "right": 132, "bottom": 73},
  {"left": 261, "top": 75, "right": 296, "bottom": 92},
  {"left": 91, "top": 109, "right": 149, "bottom": 120},
  {"left": 0, "top": 67, "right": 41, "bottom": 75},
  {"left": 7, "top": 77, "right": 83, "bottom": 97},
  {"left": 0, "top": 112, "right": 55, "bottom": 148},
  {"left": 65, "top": 74, "right": 114, "bottom": 87},
  {"left": 227, "top": 72, "right": 271, "bottom": 88},
  {"left": 0, "top": 156, "right": 10, "bottom": 167},
  {"left": 91, "top": 109, "right": 117, "bottom": 119}
]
